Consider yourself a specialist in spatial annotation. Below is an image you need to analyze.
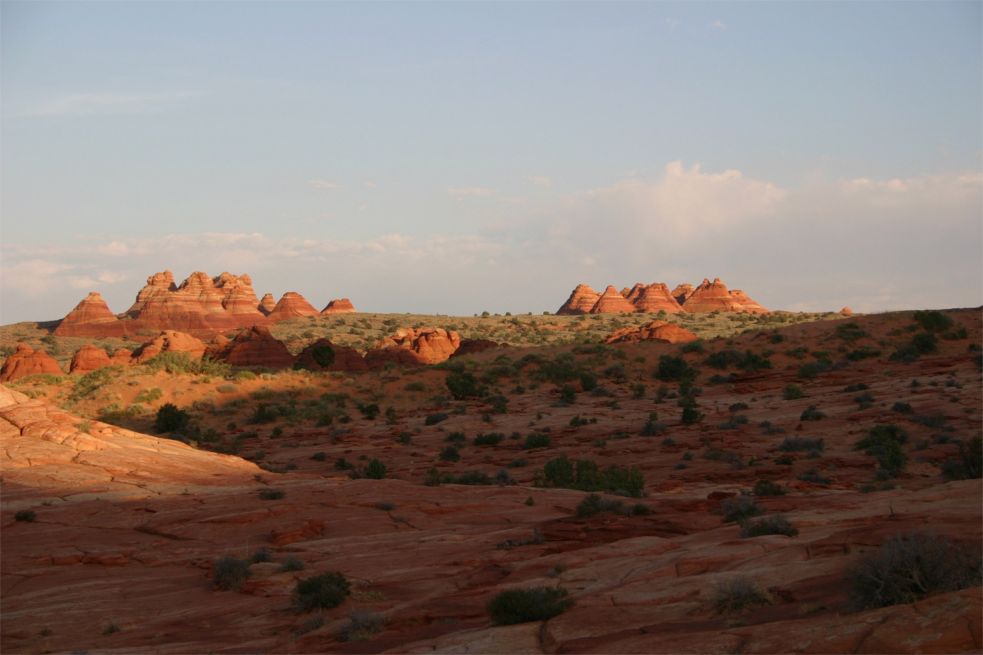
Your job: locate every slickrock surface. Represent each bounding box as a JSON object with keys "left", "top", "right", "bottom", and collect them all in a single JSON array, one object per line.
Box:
[
  {"left": 0, "top": 344, "right": 63, "bottom": 382},
  {"left": 557, "top": 284, "right": 602, "bottom": 315},
  {"left": 605, "top": 320, "right": 698, "bottom": 344}
]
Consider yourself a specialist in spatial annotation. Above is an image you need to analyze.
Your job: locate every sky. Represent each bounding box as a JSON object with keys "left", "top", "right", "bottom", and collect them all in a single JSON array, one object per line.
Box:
[{"left": 1, "top": 1, "right": 981, "bottom": 323}]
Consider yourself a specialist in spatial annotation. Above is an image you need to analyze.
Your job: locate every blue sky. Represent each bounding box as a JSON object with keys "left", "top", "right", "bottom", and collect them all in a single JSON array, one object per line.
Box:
[{"left": 2, "top": 1, "right": 981, "bottom": 321}]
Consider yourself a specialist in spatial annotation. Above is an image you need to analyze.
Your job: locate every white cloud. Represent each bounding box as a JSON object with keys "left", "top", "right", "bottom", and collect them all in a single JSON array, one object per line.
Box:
[
  {"left": 448, "top": 186, "right": 495, "bottom": 197},
  {"left": 26, "top": 91, "right": 195, "bottom": 117},
  {"left": 710, "top": 20, "right": 728, "bottom": 31},
  {"left": 310, "top": 179, "right": 340, "bottom": 190}
]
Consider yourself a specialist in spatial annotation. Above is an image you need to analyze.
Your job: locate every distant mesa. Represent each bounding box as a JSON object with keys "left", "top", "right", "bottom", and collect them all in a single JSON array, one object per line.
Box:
[
  {"left": 557, "top": 277, "right": 768, "bottom": 315},
  {"left": 605, "top": 320, "right": 698, "bottom": 345},
  {"left": 0, "top": 344, "right": 63, "bottom": 382},
  {"left": 52, "top": 270, "right": 355, "bottom": 338},
  {"left": 320, "top": 298, "right": 357, "bottom": 315}
]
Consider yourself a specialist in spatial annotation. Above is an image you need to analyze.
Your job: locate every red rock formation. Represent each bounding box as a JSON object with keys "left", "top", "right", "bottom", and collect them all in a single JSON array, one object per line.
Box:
[
  {"left": 840, "top": 307, "right": 854, "bottom": 316},
  {"left": 294, "top": 339, "right": 368, "bottom": 372},
  {"left": 54, "top": 292, "right": 125, "bottom": 337},
  {"left": 214, "top": 272, "right": 264, "bottom": 318},
  {"left": 209, "top": 326, "right": 294, "bottom": 369},
  {"left": 451, "top": 339, "right": 502, "bottom": 358},
  {"left": 320, "top": 298, "right": 356, "bottom": 315},
  {"left": 0, "top": 344, "right": 63, "bottom": 382},
  {"left": 258, "top": 293, "right": 277, "bottom": 315},
  {"left": 557, "top": 284, "right": 601, "bottom": 315},
  {"left": 266, "top": 292, "right": 319, "bottom": 322},
  {"left": 671, "top": 283, "right": 695, "bottom": 305},
  {"left": 366, "top": 327, "right": 461, "bottom": 367},
  {"left": 624, "top": 283, "right": 647, "bottom": 304},
  {"left": 110, "top": 348, "right": 133, "bottom": 365},
  {"left": 633, "top": 283, "right": 684, "bottom": 313},
  {"left": 727, "top": 289, "right": 769, "bottom": 314},
  {"left": 69, "top": 345, "right": 113, "bottom": 374},
  {"left": 605, "top": 320, "right": 698, "bottom": 345},
  {"left": 125, "top": 270, "right": 177, "bottom": 317},
  {"left": 131, "top": 331, "right": 207, "bottom": 364},
  {"left": 589, "top": 286, "right": 637, "bottom": 314}
]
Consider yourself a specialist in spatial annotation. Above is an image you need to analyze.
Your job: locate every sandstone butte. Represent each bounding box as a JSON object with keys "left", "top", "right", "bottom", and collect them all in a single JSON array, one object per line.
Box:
[
  {"left": 68, "top": 344, "right": 113, "bottom": 374},
  {"left": 266, "top": 291, "right": 320, "bottom": 322},
  {"left": 604, "top": 319, "right": 698, "bottom": 345},
  {"left": 558, "top": 278, "right": 768, "bottom": 315},
  {"left": 131, "top": 330, "right": 207, "bottom": 364},
  {"left": 365, "top": 327, "right": 462, "bottom": 367},
  {"left": 294, "top": 338, "right": 368, "bottom": 372},
  {"left": 320, "top": 298, "right": 356, "bottom": 315},
  {"left": 53, "top": 270, "right": 356, "bottom": 338},
  {"left": 208, "top": 326, "right": 296, "bottom": 369},
  {"left": 556, "top": 283, "right": 601, "bottom": 315},
  {"left": 589, "top": 285, "right": 638, "bottom": 314},
  {"left": 0, "top": 344, "right": 63, "bottom": 382}
]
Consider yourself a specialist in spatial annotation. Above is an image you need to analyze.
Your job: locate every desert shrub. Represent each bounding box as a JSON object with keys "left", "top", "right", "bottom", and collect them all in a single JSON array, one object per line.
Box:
[
  {"left": 133, "top": 387, "right": 163, "bottom": 404},
  {"left": 912, "top": 310, "right": 953, "bottom": 333},
  {"left": 144, "top": 352, "right": 230, "bottom": 377},
  {"left": 445, "top": 471, "right": 492, "bottom": 485},
  {"left": 568, "top": 415, "right": 590, "bottom": 427},
  {"left": 847, "top": 532, "right": 981, "bottom": 610},
  {"left": 250, "top": 547, "right": 272, "bottom": 563},
  {"left": 364, "top": 459, "right": 386, "bottom": 479},
  {"left": 941, "top": 436, "right": 982, "bottom": 480},
  {"left": 294, "top": 572, "right": 351, "bottom": 611},
  {"left": 681, "top": 340, "right": 705, "bottom": 354},
  {"left": 798, "top": 360, "right": 832, "bottom": 379},
  {"left": 250, "top": 403, "right": 278, "bottom": 424},
  {"left": 339, "top": 609, "right": 386, "bottom": 642},
  {"left": 536, "top": 455, "right": 644, "bottom": 497},
  {"left": 681, "top": 405, "right": 703, "bottom": 425},
  {"left": 439, "top": 446, "right": 460, "bottom": 462},
  {"left": 523, "top": 433, "right": 551, "bottom": 450},
  {"left": 424, "top": 412, "right": 448, "bottom": 426},
  {"left": 641, "top": 413, "right": 665, "bottom": 436},
  {"left": 779, "top": 436, "right": 824, "bottom": 452},
  {"left": 783, "top": 384, "right": 805, "bottom": 400},
  {"left": 446, "top": 369, "right": 483, "bottom": 400},
  {"left": 488, "top": 587, "right": 573, "bottom": 625},
  {"left": 704, "top": 349, "right": 743, "bottom": 370},
  {"left": 911, "top": 412, "right": 947, "bottom": 429},
  {"left": 855, "top": 424, "right": 908, "bottom": 476},
  {"left": 280, "top": 556, "right": 306, "bottom": 572},
  {"left": 847, "top": 345, "right": 881, "bottom": 361},
  {"left": 891, "top": 401, "right": 913, "bottom": 414},
  {"left": 14, "top": 509, "right": 36, "bottom": 522},
  {"left": 69, "top": 366, "right": 120, "bottom": 401},
  {"left": 891, "top": 332, "right": 938, "bottom": 362},
  {"left": 712, "top": 577, "right": 772, "bottom": 614},
  {"left": 654, "top": 355, "right": 697, "bottom": 384},
  {"left": 575, "top": 493, "right": 649, "bottom": 518},
  {"left": 310, "top": 343, "right": 336, "bottom": 368},
  {"left": 800, "top": 405, "right": 826, "bottom": 421},
  {"left": 358, "top": 403, "right": 380, "bottom": 420},
  {"left": 213, "top": 556, "right": 251, "bottom": 591},
  {"left": 258, "top": 488, "right": 285, "bottom": 500},
  {"left": 154, "top": 403, "right": 191, "bottom": 433},
  {"left": 797, "top": 469, "right": 831, "bottom": 484},
  {"left": 404, "top": 381, "right": 426, "bottom": 392},
  {"left": 740, "top": 515, "right": 798, "bottom": 538},
  {"left": 474, "top": 432, "right": 504, "bottom": 446},
  {"left": 720, "top": 496, "right": 762, "bottom": 523},
  {"left": 836, "top": 322, "right": 868, "bottom": 342},
  {"left": 752, "top": 480, "right": 786, "bottom": 496}
]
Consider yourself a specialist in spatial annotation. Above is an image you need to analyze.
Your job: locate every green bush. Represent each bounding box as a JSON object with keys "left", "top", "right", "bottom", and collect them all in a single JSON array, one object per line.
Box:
[
  {"left": 213, "top": 556, "right": 251, "bottom": 591},
  {"left": 912, "top": 310, "right": 953, "bottom": 333},
  {"left": 655, "top": 355, "right": 697, "bottom": 384},
  {"left": 855, "top": 424, "right": 908, "bottom": 476},
  {"left": 154, "top": 403, "right": 191, "bottom": 433},
  {"left": 14, "top": 509, "right": 36, "bottom": 522},
  {"left": 446, "top": 369, "right": 483, "bottom": 400},
  {"left": 523, "top": 433, "right": 551, "bottom": 449},
  {"left": 310, "top": 343, "right": 336, "bottom": 368},
  {"left": 779, "top": 436, "right": 824, "bottom": 452},
  {"left": 941, "top": 436, "right": 982, "bottom": 480},
  {"left": 720, "top": 495, "right": 762, "bottom": 523},
  {"left": 487, "top": 587, "right": 573, "bottom": 625},
  {"left": 424, "top": 413, "right": 448, "bottom": 426},
  {"left": 258, "top": 488, "right": 285, "bottom": 500},
  {"left": 740, "top": 515, "right": 798, "bottom": 537},
  {"left": 712, "top": 577, "right": 772, "bottom": 614},
  {"left": 800, "top": 405, "right": 826, "bottom": 421},
  {"left": 783, "top": 384, "right": 805, "bottom": 400},
  {"left": 474, "top": 432, "right": 504, "bottom": 446},
  {"left": 535, "top": 455, "right": 644, "bottom": 497},
  {"left": 752, "top": 480, "right": 786, "bottom": 496},
  {"left": 294, "top": 572, "right": 351, "bottom": 611},
  {"left": 439, "top": 446, "right": 460, "bottom": 462},
  {"left": 364, "top": 459, "right": 387, "bottom": 479},
  {"left": 848, "top": 532, "right": 981, "bottom": 610}
]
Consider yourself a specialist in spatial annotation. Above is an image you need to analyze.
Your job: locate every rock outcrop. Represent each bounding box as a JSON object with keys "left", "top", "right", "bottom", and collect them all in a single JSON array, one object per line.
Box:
[
  {"left": 53, "top": 292, "right": 125, "bottom": 337},
  {"left": 557, "top": 284, "right": 601, "bottom": 315},
  {"left": 633, "top": 283, "right": 684, "bottom": 313},
  {"left": 110, "top": 348, "right": 133, "bottom": 365},
  {"left": 131, "top": 331, "right": 207, "bottom": 364},
  {"left": 258, "top": 293, "right": 277, "bottom": 315},
  {"left": 605, "top": 320, "right": 698, "bottom": 345},
  {"left": 68, "top": 345, "right": 113, "bottom": 374},
  {"left": 452, "top": 339, "right": 502, "bottom": 358},
  {"left": 0, "top": 344, "right": 63, "bottom": 382},
  {"left": 727, "top": 288, "right": 769, "bottom": 314},
  {"left": 215, "top": 272, "right": 263, "bottom": 317},
  {"left": 267, "top": 292, "right": 319, "bottom": 322},
  {"left": 320, "top": 298, "right": 356, "bottom": 315},
  {"left": 589, "top": 286, "right": 637, "bottom": 314},
  {"left": 366, "top": 327, "right": 461, "bottom": 367},
  {"left": 623, "top": 283, "right": 647, "bottom": 304},
  {"left": 683, "top": 278, "right": 768, "bottom": 314},
  {"left": 208, "top": 326, "right": 295, "bottom": 369},
  {"left": 294, "top": 339, "right": 368, "bottom": 372},
  {"left": 671, "top": 283, "right": 695, "bottom": 305},
  {"left": 840, "top": 307, "right": 854, "bottom": 316}
]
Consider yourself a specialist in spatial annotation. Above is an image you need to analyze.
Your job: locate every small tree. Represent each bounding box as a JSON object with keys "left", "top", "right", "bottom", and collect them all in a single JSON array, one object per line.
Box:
[{"left": 154, "top": 403, "right": 190, "bottom": 433}]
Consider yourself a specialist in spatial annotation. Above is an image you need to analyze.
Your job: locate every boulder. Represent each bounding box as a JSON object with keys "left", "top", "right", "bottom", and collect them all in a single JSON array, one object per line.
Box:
[
  {"left": 840, "top": 307, "right": 854, "bottom": 316},
  {"left": 0, "top": 344, "right": 63, "bottom": 382}
]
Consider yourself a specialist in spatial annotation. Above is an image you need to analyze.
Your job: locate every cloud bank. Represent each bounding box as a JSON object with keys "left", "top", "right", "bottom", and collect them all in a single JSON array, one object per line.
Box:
[{"left": 2, "top": 162, "right": 979, "bottom": 323}]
